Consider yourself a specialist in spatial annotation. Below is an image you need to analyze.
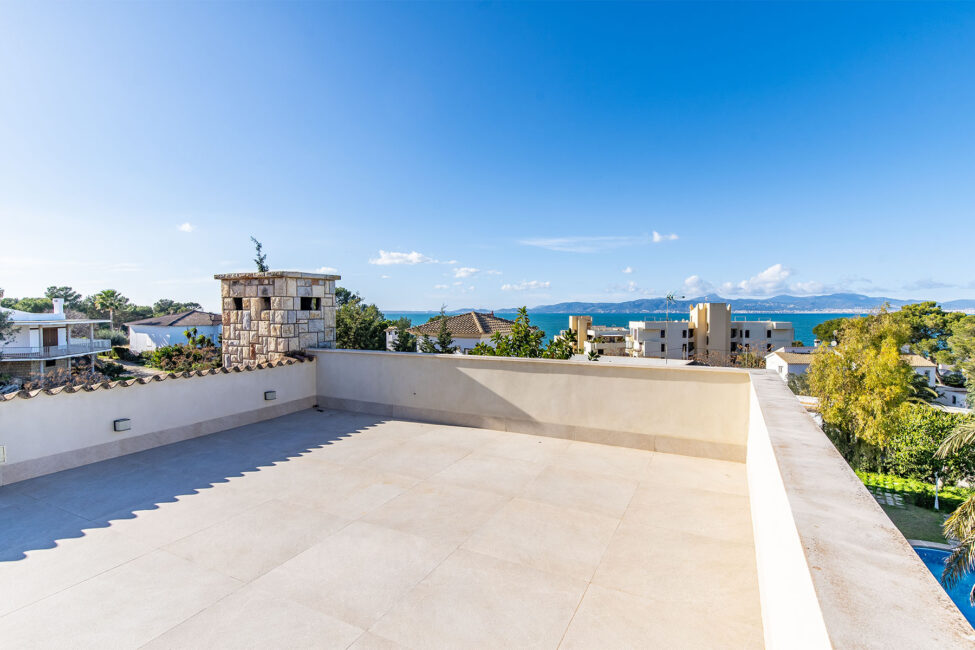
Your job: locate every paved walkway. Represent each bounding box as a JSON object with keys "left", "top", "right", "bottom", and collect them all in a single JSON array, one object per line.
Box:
[{"left": 0, "top": 409, "right": 762, "bottom": 648}]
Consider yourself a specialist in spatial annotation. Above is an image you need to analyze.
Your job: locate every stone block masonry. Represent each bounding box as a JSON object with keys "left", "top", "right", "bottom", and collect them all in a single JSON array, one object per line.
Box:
[{"left": 214, "top": 271, "right": 340, "bottom": 367}]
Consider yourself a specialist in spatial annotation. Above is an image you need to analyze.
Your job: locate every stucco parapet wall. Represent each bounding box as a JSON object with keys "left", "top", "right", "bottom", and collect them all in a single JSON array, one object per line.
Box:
[
  {"left": 748, "top": 370, "right": 975, "bottom": 647},
  {"left": 0, "top": 357, "right": 313, "bottom": 402},
  {"left": 213, "top": 271, "right": 341, "bottom": 280}
]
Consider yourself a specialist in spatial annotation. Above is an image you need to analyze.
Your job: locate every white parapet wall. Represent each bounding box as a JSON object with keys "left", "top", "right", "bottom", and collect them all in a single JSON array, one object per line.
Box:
[
  {"left": 0, "top": 359, "right": 317, "bottom": 485},
  {"left": 309, "top": 349, "right": 752, "bottom": 462},
  {"left": 747, "top": 371, "right": 975, "bottom": 648}
]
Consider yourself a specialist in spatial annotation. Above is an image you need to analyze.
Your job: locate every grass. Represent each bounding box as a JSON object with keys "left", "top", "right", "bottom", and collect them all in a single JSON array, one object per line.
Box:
[{"left": 875, "top": 499, "right": 950, "bottom": 544}]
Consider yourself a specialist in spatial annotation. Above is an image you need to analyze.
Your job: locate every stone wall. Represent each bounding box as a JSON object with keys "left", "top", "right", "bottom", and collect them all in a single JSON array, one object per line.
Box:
[{"left": 216, "top": 272, "right": 338, "bottom": 367}]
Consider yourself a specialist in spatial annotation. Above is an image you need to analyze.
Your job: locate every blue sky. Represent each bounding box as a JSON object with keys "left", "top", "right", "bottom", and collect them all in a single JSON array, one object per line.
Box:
[{"left": 2, "top": 2, "right": 974, "bottom": 311}]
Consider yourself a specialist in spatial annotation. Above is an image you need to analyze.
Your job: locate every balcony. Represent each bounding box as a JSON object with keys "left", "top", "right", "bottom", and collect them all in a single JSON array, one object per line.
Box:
[{"left": 0, "top": 339, "right": 111, "bottom": 361}]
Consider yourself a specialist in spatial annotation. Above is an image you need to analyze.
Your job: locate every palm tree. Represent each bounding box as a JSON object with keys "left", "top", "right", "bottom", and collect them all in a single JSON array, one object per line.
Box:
[
  {"left": 936, "top": 419, "right": 975, "bottom": 602},
  {"left": 94, "top": 289, "right": 129, "bottom": 331}
]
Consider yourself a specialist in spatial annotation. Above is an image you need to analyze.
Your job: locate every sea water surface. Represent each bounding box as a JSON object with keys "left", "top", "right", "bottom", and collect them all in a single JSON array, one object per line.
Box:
[{"left": 384, "top": 312, "right": 863, "bottom": 347}]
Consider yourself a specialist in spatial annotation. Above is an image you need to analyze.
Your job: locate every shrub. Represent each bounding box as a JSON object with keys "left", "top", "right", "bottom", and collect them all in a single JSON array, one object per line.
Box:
[
  {"left": 95, "top": 327, "right": 128, "bottom": 346},
  {"left": 24, "top": 367, "right": 109, "bottom": 390},
  {"left": 147, "top": 329, "right": 221, "bottom": 372},
  {"left": 98, "top": 361, "right": 126, "bottom": 380},
  {"left": 881, "top": 405, "right": 973, "bottom": 483}
]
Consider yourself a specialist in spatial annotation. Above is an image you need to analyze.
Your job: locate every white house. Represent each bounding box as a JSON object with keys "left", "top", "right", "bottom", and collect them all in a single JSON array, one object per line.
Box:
[
  {"left": 387, "top": 311, "right": 519, "bottom": 354},
  {"left": 765, "top": 347, "right": 945, "bottom": 388},
  {"left": 0, "top": 298, "right": 111, "bottom": 378},
  {"left": 934, "top": 385, "right": 969, "bottom": 410},
  {"left": 126, "top": 310, "right": 222, "bottom": 354}
]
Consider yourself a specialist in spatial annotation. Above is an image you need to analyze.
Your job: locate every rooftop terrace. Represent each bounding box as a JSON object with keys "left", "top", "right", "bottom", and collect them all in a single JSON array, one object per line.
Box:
[
  {"left": 0, "top": 409, "right": 760, "bottom": 647},
  {"left": 1, "top": 350, "right": 973, "bottom": 647}
]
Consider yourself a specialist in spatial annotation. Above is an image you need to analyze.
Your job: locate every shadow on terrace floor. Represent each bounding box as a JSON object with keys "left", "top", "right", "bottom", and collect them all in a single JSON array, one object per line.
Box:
[{"left": 0, "top": 408, "right": 389, "bottom": 562}]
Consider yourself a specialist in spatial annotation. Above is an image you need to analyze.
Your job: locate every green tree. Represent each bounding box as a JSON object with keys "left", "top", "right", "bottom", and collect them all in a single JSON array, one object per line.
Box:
[
  {"left": 94, "top": 289, "right": 130, "bottom": 331},
  {"left": 0, "top": 289, "right": 15, "bottom": 356},
  {"left": 44, "top": 286, "right": 82, "bottom": 309},
  {"left": 336, "top": 291, "right": 388, "bottom": 350},
  {"left": 10, "top": 297, "right": 53, "bottom": 313},
  {"left": 897, "top": 302, "right": 965, "bottom": 364},
  {"left": 808, "top": 309, "right": 913, "bottom": 454},
  {"left": 418, "top": 307, "right": 457, "bottom": 354},
  {"left": 949, "top": 315, "right": 975, "bottom": 407},
  {"left": 935, "top": 418, "right": 975, "bottom": 603},
  {"left": 152, "top": 299, "right": 204, "bottom": 315},
  {"left": 391, "top": 317, "right": 416, "bottom": 352},
  {"left": 251, "top": 236, "right": 269, "bottom": 272},
  {"left": 335, "top": 287, "right": 354, "bottom": 307},
  {"left": 468, "top": 308, "right": 574, "bottom": 360},
  {"left": 812, "top": 317, "right": 847, "bottom": 343}
]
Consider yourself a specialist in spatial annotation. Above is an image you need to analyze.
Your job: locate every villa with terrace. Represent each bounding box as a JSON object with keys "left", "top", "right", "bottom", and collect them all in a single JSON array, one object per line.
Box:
[{"left": 0, "top": 270, "right": 973, "bottom": 648}]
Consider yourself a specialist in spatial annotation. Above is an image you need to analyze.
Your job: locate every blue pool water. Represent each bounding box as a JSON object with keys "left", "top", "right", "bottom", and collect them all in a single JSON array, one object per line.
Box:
[{"left": 914, "top": 546, "right": 975, "bottom": 627}]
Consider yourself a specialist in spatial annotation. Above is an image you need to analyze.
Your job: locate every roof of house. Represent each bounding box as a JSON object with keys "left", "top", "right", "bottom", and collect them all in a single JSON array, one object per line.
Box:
[
  {"left": 125, "top": 310, "right": 222, "bottom": 328},
  {"left": 408, "top": 311, "right": 520, "bottom": 338},
  {"left": 901, "top": 353, "right": 936, "bottom": 368},
  {"left": 767, "top": 350, "right": 814, "bottom": 365},
  {"left": 768, "top": 348, "right": 938, "bottom": 368}
]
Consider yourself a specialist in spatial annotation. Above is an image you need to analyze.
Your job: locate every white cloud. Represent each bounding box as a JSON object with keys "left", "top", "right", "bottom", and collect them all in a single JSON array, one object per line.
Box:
[
  {"left": 177, "top": 222, "right": 195, "bottom": 233},
  {"left": 369, "top": 250, "right": 436, "bottom": 266},
  {"left": 501, "top": 280, "right": 551, "bottom": 291},
  {"left": 682, "top": 275, "right": 714, "bottom": 296},
  {"left": 453, "top": 267, "right": 479, "bottom": 278},
  {"left": 652, "top": 231, "right": 678, "bottom": 243},
  {"left": 622, "top": 266, "right": 633, "bottom": 274},
  {"left": 519, "top": 235, "right": 652, "bottom": 253}
]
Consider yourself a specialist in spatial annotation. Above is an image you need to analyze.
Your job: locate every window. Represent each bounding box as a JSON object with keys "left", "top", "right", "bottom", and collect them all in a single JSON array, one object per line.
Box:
[
  {"left": 681, "top": 329, "right": 687, "bottom": 338},
  {"left": 766, "top": 329, "right": 771, "bottom": 338},
  {"left": 660, "top": 343, "right": 665, "bottom": 352},
  {"left": 233, "top": 297, "right": 243, "bottom": 310},
  {"left": 660, "top": 329, "right": 666, "bottom": 337},
  {"left": 766, "top": 343, "right": 772, "bottom": 351},
  {"left": 300, "top": 297, "right": 320, "bottom": 310},
  {"left": 731, "top": 342, "right": 739, "bottom": 352},
  {"left": 744, "top": 329, "right": 750, "bottom": 338},
  {"left": 681, "top": 343, "right": 687, "bottom": 353},
  {"left": 731, "top": 328, "right": 737, "bottom": 338},
  {"left": 45, "top": 359, "right": 56, "bottom": 368},
  {"left": 261, "top": 297, "right": 271, "bottom": 311}
]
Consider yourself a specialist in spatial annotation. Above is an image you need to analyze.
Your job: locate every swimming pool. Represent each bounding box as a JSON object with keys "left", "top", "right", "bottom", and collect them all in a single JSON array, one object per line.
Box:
[{"left": 914, "top": 545, "right": 975, "bottom": 627}]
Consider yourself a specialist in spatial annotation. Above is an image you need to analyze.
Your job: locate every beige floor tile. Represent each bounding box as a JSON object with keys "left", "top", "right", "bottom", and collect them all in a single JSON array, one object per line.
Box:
[
  {"left": 348, "top": 632, "right": 407, "bottom": 649},
  {"left": 553, "top": 441, "right": 653, "bottom": 480},
  {"left": 522, "top": 464, "right": 638, "bottom": 518},
  {"left": 310, "top": 433, "right": 401, "bottom": 467},
  {"left": 414, "top": 425, "right": 508, "bottom": 449},
  {"left": 164, "top": 499, "right": 349, "bottom": 581},
  {"left": 643, "top": 451, "right": 749, "bottom": 496},
  {"left": 561, "top": 583, "right": 763, "bottom": 649},
  {"left": 359, "top": 440, "right": 472, "bottom": 479},
  {"left": 431, "top": 452, "right": 546, "bottom": 496},
  {"left": 592, "top": 521, "right": 761, "bottom": 624},
  {"left": 479, "top": 432, "right": 572, "bottom": 463},
  {"left": 370, "top": 549, "right": 586, "bottom": 649},
  {"left": 144, "top": 583, "right": 363, "bottom": 649},
  {"left": 463, "top": 498, "right": 619, "bottom": 581},
  {"left": 251, "top": 521, "right": 453, "bottom": 629},
  {"left": 624, "top": 484, "right": 754, "bottom": 544},
  {"left": 0, "top": 550, "right": 240, "bottom": 648},
  {"left": 0, "top": 525, "right": 155, "bottom": 617},
  {"left": 362, "top": 481, "right": 508, "bottom": 547}
]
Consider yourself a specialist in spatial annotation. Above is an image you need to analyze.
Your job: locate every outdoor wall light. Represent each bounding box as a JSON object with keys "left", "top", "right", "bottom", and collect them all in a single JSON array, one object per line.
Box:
[
  {"left": 113, "top": 418, "right": 131, "bottom": 432},
  {"left": 264, "top": 391, "right": 277, "bottom": 401}
]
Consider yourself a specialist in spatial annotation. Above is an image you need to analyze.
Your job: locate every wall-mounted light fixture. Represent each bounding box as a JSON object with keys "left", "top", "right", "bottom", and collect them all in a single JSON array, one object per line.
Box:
[
  {"left": 264, "top": 391, "right": 277, "bottom": 401},
  {"left": 113, "top": 418, "right": 131, "bottom": 432}
]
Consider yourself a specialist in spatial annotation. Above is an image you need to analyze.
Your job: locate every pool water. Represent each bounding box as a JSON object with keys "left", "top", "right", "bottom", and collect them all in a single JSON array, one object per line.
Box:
[{"left": 914, "top": 546, "right": 975, "bottom": 627}]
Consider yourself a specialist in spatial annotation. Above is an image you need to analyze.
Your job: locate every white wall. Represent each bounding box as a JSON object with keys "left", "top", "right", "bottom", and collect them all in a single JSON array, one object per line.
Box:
[
  {"left": 311, "top": 349, "right": 752, "bottom": 461},
  {"left": 128, "top": 324, "right": 222, "bottom": 353},
  {"left": 0, "top": 360, "right": 316, "bottom": 485}
]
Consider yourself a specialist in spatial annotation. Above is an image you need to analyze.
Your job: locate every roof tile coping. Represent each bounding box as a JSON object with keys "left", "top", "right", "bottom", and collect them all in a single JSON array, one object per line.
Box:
[
  {"left": 0, "top": 356, "right": 314, "bottom": 402},
  {"left": 213, "top": 271, "right": 341, "bottom": 280}
]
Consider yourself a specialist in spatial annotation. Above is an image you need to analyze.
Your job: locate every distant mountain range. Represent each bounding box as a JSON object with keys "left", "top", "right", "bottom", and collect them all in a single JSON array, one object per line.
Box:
[{"left": 467, "top": 293, "right": 975, "bottom": 314}]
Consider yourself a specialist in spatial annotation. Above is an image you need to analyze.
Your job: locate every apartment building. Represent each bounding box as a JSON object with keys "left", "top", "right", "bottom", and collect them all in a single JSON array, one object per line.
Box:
[{"left": 629, "top": 302, "right": 794, "bottom": 360}]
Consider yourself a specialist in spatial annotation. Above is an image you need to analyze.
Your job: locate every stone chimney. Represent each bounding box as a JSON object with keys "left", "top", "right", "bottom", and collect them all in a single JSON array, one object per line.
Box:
[
  {"left": 52, "top": 298, "right": 64, "bottom": 315},
  {"left": 214, "top": 270, "right": 340, "bottom": 367}
]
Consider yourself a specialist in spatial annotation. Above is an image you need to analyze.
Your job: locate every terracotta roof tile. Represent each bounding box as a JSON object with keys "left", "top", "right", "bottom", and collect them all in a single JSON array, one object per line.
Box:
[{"left": 409, "top": 312, "right": 520, "bottom": 338}]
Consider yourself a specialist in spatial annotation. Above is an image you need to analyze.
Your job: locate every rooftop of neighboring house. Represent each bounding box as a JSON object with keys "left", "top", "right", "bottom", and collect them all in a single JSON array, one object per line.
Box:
[
  {"left": 406, "top": 311, "right": 520, "bottom": 338},
  {"left": 125, "top": 310, "right": 222, "bottom": 328},
  {"left": 767, "top": 347, "right": 939, "bottom": 368},
  {"left": 1, "top": 300, "right": 110, "bottom": 326}
]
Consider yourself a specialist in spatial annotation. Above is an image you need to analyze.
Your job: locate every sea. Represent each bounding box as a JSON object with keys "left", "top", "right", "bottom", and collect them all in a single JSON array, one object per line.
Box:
[{"left": 383, "top": 311, "right": 864, "bottom": 348}]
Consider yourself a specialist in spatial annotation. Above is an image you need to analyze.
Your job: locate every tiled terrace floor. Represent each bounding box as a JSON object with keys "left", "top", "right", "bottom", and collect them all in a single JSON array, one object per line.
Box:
[{"left": 0, "top": 409, "right": 762, "bottom": 648}]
